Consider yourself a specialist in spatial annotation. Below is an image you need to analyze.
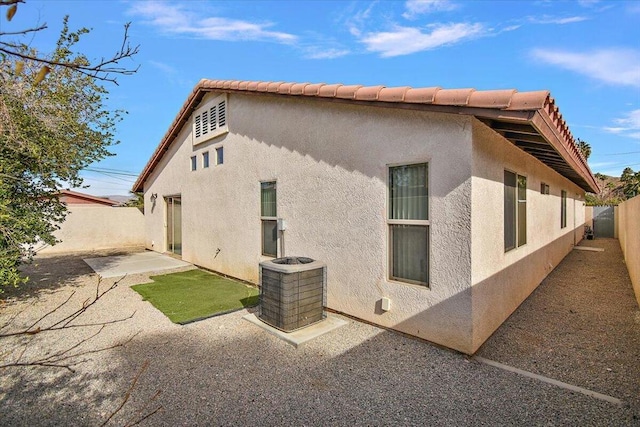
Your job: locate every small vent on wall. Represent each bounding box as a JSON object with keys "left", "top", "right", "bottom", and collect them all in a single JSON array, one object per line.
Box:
[{"left": 193, "top": 94, "right": 228, "bottom": 146}]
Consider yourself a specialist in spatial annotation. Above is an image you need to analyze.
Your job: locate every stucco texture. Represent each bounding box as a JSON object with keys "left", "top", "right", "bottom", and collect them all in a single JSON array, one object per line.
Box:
[
  {"left": 36, "top": 206, "right": 145, "bottom": 254},
  {"left": 617, "top": 195, "right": 640, "bottom": 306},
  {"left": 142, "top": 92, "right": 586, "bottom": 354},
  {"left": 470, "top": 120, "right": 585, "bottom": 351}
]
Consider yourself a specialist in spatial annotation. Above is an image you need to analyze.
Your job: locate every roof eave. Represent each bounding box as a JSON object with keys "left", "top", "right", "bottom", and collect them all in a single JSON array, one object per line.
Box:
[{"left": 132, "top": 80, "right": 599, "bottom": 195}]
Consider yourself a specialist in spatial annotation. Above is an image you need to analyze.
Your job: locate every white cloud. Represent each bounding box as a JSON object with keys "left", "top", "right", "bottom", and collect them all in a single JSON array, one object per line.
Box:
[
  {"left": 578, "top": 0, "right": 600, "bottom": 7},
  {"left": 304, "top": 47, "right": 351, "bottom": 60},
  {"left": 128, "top": 1, "right": 296, "bottom": 44},
  {"left": 529, "top": 15, "right": 588, "bottom": 24},
  {"left": 360, "top": 22, "right": 485, "bottom": 57},
  {"left": 589, "top": 161, "right": 618, "bottom": 169},
  {"left": 403, "top": 0, "right": 458, "bottom": 19},
  {"left": 347, "top": 3, "right": 376, "bottom": 37},
  {"left": 148, "top": 60, "right": 176, "bottom": 75},
  {"left": 604, "top": 110, "right": 640, "bottom": 140},
  {"left": 532, "top": 48, "right": 640, "bottom": 87}
]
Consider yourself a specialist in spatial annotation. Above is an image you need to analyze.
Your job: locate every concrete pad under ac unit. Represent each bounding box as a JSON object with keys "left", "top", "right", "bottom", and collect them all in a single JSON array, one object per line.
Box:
[{"left": 243, "top": 313, "right": 348, "bottom": 348}]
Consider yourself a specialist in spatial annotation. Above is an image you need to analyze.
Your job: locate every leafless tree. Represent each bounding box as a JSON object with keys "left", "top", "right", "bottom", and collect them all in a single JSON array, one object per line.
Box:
[
  {"left": 0, "top": 0, "right": 139, "bottom": 85},
  {"left": 0, "top": 276, "right": 135, "bottom": 370},
  {"left": 0, "top": 276, "right": 163, "bottom": 425}
]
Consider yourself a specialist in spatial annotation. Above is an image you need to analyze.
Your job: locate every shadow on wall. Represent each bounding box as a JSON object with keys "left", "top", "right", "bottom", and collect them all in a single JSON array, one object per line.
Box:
[
  {"left": 364, "top": 228, "right": 577, "bottom": 354},
  {"left": 144, "top": 95, "right": 472, "bottom": 199}
]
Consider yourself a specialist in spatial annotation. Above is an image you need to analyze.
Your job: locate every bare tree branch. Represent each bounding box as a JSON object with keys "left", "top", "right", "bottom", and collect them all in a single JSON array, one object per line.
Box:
[
  {"left": 0, "top": 329, "right": 140, "bottom": 373},
  {"left": 0, "top": 0, "right": 24, "bottom": 6},
  {"left": 0, "top": 1, "right": 140, "bottom": 85},
  {"left": 0, "top": 23, "right": 47, "bottom": 37},
  {"left": 0, "top": 275, "right": 129, "bottom": 338},
  {"left": 125, "top": 404, "right": 163, "bottom": 427},
  {"left": 0, "top": 274, "right": 135, "bottom": 373},
  {"left": 101, "top": 360, "right": 149, "bottom": 426},
  {"left": 0, "top": 299, "right": 36, "bottom": 332},
  {"left": 98, "top": 359, "right": 164, "bottom": 427}
]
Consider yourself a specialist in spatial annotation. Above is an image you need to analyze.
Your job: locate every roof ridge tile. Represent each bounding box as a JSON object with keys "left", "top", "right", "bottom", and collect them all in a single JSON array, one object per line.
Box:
[
  {"left": 303, "top": 83, "right": 325, "bottom": 96},
  {"left": 434, "top": 88, "right": 475, "bottom": 106},
  {"left": 404, "top": 87, "right": 439, "bottom": 103},
  {"left": 318, "top": 84, "right": 342, "bottom": 97},
  {"left": 355, "top": 85, "right": 385, "bottom": 101},
  {"left": 336, "top": 84, "right": 363, "bottom": 99}
]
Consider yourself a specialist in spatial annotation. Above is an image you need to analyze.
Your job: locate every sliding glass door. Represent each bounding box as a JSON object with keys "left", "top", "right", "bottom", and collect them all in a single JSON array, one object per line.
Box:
[{"left": 166, "top": 196, "right": 182, "bottom": 256}]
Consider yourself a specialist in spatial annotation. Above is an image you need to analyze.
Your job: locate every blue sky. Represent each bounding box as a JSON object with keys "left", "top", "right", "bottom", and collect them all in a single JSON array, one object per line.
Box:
[{"left": 7, "top": 0, "right": 640, "bottom": 195}]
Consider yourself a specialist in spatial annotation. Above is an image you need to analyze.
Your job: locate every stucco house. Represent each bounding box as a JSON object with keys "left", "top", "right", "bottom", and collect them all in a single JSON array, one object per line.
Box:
[{"left": 132, "top": 79, "right": 598, "bottom": 354}]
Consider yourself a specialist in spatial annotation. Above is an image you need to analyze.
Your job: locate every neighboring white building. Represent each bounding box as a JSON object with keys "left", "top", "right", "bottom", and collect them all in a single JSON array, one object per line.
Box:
[{"left": 133, "top": 79, "right": 598, "bottom": 354}]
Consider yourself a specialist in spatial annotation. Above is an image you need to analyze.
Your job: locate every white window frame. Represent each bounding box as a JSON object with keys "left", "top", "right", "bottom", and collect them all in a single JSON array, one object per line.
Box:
[
  {"left": 387, "top": 161, "right": 430, "bottom": 287},
  {"left": 203, "top": 151, "right": 210, "bottom": 168},
  {"left": 190, "top": 155, "right": 197, "bottom": 171},
  {"left": 216, "top": 146, "right": 224, "bottom": 165},
  {"left": 192, "top": 94, "right": 228, "bottom": 146},
  {"left": 504, "top": 169, "right": 527, "bottom": 252}
]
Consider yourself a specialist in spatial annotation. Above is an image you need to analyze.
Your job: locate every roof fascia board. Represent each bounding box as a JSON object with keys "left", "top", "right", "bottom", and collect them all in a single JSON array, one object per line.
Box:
[{"left": 530, "top": 111, "right": 599, "bottom": 192}]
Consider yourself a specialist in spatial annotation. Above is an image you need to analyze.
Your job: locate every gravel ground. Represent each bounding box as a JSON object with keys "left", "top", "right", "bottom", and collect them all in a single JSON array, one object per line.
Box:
[
  {"left": 1, "top": 246, "right": 639, "bottom": 426},
  {"left": 477, "top": 238, "right": 640, "bottom": 411}
]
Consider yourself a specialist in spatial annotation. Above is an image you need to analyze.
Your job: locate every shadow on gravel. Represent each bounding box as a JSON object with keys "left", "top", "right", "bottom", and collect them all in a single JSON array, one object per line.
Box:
[
  {"left": 0, "top": 364, "right": 127, "bottom": 426},
  {"left": 95, "top": 324, "right": 638, "bottom": 426},
  {"left": 4, "top": 249, "right": 143, "bottom": 302}
]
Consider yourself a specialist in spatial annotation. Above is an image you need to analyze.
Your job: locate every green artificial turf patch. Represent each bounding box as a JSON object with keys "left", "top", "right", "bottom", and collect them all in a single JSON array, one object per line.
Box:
[{"left": 131, "top": 269, "right": 259, "bottom": 324}]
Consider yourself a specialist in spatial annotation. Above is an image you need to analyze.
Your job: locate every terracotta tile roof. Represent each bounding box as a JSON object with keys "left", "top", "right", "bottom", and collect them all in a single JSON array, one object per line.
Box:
[
  {"left": 133, "top": 79, "right": 598, "bottom": 193},
  {"left": 58, "top": 189, "right": 119, "bottom": 206}
]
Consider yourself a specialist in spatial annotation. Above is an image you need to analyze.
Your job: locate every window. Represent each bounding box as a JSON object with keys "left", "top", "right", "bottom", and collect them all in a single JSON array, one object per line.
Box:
[
  {"left": 193, "top": 94, "right": 228, "bottom": 146},
  {"left": 540, "top": 183, "right": 549, "bottom": 195},
  {"left": 388, "top": 163, "right": 429, "bottom": 286},
  {"left": 190, "top": 156, "right": 197, "bottom": 171},
  {"left": 561, "top": 190, "right": 567, "bottom": 229},
  {"left": 504, "top": 170, "right": 527, "bottom": 251},
  {"left": 261, "top": 181, "right": 277, "bottom": 257},
  {"left": 203, "top": 152, "right": 209, "bottom": 168},
  {"left": 216, "top": 146, "right": 224, "bottom": 165}
]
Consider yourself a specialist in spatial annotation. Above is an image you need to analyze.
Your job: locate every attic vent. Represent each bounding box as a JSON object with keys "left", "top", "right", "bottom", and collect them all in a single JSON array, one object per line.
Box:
[
  {"left": 193, "top": 94, "right": 228, "bottom": 146},
  {"left": 194, "top": 115, "right": 202, "bottom": 138},
  {"left": 218, "top": 100, "right": 226, "bottom": 127}
]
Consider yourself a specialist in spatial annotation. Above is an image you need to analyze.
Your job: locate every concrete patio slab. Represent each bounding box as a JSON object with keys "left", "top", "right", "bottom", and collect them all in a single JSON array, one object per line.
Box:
[
  {"left": 83, "top": 251, "right": 193, "bottom": 278},
  {"left": 243, "top": 313, "right": 348, "bottom": 347}
]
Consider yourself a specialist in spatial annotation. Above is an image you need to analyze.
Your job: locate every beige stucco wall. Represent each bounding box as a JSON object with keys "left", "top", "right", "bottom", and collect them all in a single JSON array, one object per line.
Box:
[
  {"left": 470, "top": 120, "right": 586, "bottom": 352},
  {"left": 617, "top": 195, "right": 640, "bottom": 306},
  {"left": 585, "top": 206, "right": 594, "bottom": 230},
  {"left": 36, "top": 206, "right": 145, "bottom": 254},
  {"left": 144, "top": 92, "right": 476, "bottom": 353},
  {"left": 142, "top": 92, "right": 589, "bottom": 354}
]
